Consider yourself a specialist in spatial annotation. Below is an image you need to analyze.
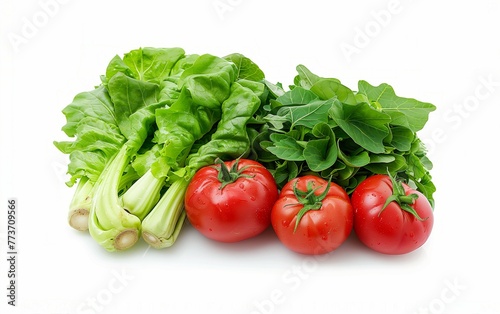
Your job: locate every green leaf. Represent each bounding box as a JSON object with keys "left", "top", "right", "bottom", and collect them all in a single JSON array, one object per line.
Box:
[
  {"left": 294, "top": 64, "right": 322, "bottom": 89},
  {"left": 357, "top": 81, "right": 436, "bottom": 132},
  {"left": 153, "top": 55, "right": 238, "bottom": 170},
  {"left": 132, "top": 144, "right": 161, "bottom": 177},
  {"left": 337, "top": 140, "right": 370, "bottom": 167},
  {"left": 105, "top": 55, "right": 134, "bottom": 81},
  {"left": 60, "top": 86, "right": 118, "bottom": 137},
  {"left": 122, "top": 47, "right": 185, "bottom": 83},
  {"left": 178, "top": 54, "right": 237, "bottom": 110},
  {"left": 66, "top": 151, "right": 110, "bottom": 186},
  {"left": 303, "top": 123, "right": 337, "bottom": 171},
  {"left": 311, "top": 79, "right": 357, "bottom": 105},
  {"left": 275, "top": 87, "right": 319, "bottom": 106},
  {"left": 337, "top": 164, "right": 358, "bottom": 181},
  {"left": 411, "top": 173, "right": 436, "bottom": 208},
  {"left": 272, "top": 161, "right": 300, "bottom": 188},
  {"left": 369, "top": 154, "right": 396, "bottom": 163},
  {"left": 158, "top": 80, "right": 181, "bottom": 104},
  {"left": 278, "top": 99, "right": 332, "bottom": 129},
  {"left": 224, "top": 53, "right": 265, "bottom": 81},
  {"left": 390, "top": 126, "right": 415, "bottom": 152},
  {"left": 264, "top": 80, "right": 285, "bottom": 98},
  {"left": 267, "top": 133, "right": 305, "bottom": 161},
  {"left": 304, "top": 139, "right": 337, "bottom": 171},
  {"left": 54, "top": 117, "right": 125, "bottom": 156},
  {"left": 185, "top": 81, "right": 263, "bottom": 173},
  {"left": 107, "top": 73, "right": 160, "bottom": 151},
  {"left": 364, "top": 154, "right": 407, "bottom": 174},
  {"left": 329, "top": 101, "right": 391, "bottom": 153}
]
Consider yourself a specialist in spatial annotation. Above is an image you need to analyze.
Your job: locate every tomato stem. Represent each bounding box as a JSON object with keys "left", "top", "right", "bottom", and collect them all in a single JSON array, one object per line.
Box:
[
  {"left": 292, "top": 177, "right": 332, "bottom": 233},
  {"left": 215, "top": 158, "right": 253, "bottom": 190},
  {"left": 380, "top": 171, "right": 427, "bottom": 221}
]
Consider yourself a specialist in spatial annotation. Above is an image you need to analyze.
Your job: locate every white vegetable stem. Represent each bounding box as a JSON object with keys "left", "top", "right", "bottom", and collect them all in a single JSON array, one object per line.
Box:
[
  {"left": 141, "top": 178, "right": 189, "bottom": 248},
  {"left": 68, "top": 177, "right": 93, "bottom": 231}
]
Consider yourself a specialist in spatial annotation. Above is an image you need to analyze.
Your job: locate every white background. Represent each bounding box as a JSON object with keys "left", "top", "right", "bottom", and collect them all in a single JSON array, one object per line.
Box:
[{"left": 1, "top": 0, "right": 500, "bottom": 313}]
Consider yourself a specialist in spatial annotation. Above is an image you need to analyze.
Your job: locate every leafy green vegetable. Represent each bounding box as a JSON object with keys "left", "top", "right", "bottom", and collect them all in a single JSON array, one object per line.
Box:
[
  {"left": 224, "top": 53, "right": 265, "bottom": 81},
  {"left": 254, "top": 65, "right": 436, "bottom": 205},
  {"left": 303, "top": 123, "right": 337, "bottom": 171},
  {"left": 55, "top": 46, "right": 270, "bottom": 250},
  {"left": 311, "top": 79, "right": 357, "bottom": 105},
  {"left": 329, "top": 100, "right": 391, "bottom": 154},
  {"left": 357, "top": 80, "right": 436, "bottom": 132}
]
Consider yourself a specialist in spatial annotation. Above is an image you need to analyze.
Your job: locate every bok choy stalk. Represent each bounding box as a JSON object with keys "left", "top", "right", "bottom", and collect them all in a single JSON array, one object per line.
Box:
[
  {"left": 141, "top": 58, "right": 266, "bottom": 248},
  {"left": 66, "top": 165, "right": 139, "bottom": 231},
  {"left": 88, "top": 145, "right": 142, "bottom": 250},
  {"left": 55, "top": 47, "right": 188, "bottom": 249},
  {"left": 67, "top": 177, "right": 93, "bottom": 231},
  {"left": 90, "top": 51, "right": 241, "bottom": 250},
  {"left": 87, "top": 48, "right": 187, "bottom": 251}
]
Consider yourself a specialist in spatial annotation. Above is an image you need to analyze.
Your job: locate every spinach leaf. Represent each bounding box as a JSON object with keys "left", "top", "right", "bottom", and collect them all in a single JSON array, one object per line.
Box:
[
  {"left": 337, "top": 140, "right": 370, "bottom": 168},
  {"left": 254, "top": 64, "right": 436, "bottom": 204},
  {"left": 311, "top": 79, "right": 357, "bottom": 105},
  {"left": 294, "top": 64, "right": 322, "bottom": 89},
  {"left": 275, "top": 87, "right": 318, "bottom": 106},
  {"left": 267, "top": 133, "right": 306, "bottom": 161},
  {"left": 390, "top": 126, "right": 415, "bottom": 152},
  {"left": 329, "top": 101, "right": 391, "bottom": 153},
  {"left": 303, "top": 123, "right": 338, "bottom": 171},
  {"left": 357, "top": 81, "right": 436, "bottom": 132},
  {"left": 278, "top": 99, "right": 332, "bottom": 130}
]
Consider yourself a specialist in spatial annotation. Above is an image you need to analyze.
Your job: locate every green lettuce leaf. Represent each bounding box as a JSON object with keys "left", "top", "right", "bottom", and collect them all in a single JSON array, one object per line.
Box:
[
  {"left": 224, "top": 53, "right": 265, "bottom": 81},
  {"left": 152, "top": 54, "right": 238, "bottom": 176},
  {"left": 107, "top": 73, "right": 161, "bottom": 151},
  {"left": 60, "top": 86, "right": 117, "bottom": 137},
  {"left": 185, "top": 80, "right": 264, "bottom": 174},
  {"left": 122, "top": 47, "right": 185, "bottom": 83}
]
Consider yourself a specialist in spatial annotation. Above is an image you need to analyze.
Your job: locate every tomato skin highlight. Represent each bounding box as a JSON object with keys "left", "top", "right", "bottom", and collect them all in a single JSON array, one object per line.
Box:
[
  {"left": 184, "top": 159, "right": 279, "bottom": 243},
  {"left": 271, "top": 175, "right": 353, "bottom": 255},
  {"left": 351, "top": 175, "right": 434, "bottom": 255}
]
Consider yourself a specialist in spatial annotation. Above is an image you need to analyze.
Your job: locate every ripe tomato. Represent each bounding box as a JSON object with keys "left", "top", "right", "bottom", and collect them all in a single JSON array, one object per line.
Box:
[
  {"left": 351, "top": 174, "right": 434, "bottom": 255},
  {"left": 271, "top": 175, "right": 353, "bottom": 255},
  {"left": 184, "top": 159, "right": 278, "bottom": 243}
]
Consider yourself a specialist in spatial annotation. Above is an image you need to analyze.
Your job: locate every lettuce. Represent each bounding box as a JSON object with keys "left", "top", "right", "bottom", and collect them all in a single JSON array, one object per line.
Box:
[{"left": 54, "top": 47, "right": 266, "bottom": 251}]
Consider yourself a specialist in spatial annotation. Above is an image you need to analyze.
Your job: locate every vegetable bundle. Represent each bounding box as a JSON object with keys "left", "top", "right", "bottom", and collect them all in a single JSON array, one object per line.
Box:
[
  {"left": 54, "top": 47, "right": 435, "bottom": 252},
  {"left": 253, "top": 65, "right": 436, "bottom": 205}
]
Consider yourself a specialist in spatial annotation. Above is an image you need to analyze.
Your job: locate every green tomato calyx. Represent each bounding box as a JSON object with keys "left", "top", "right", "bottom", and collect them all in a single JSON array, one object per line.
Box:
[
  {"left": 380, "top": 171, "right": 427, "bottom": 221},
  {"left": 215, "top": 158, "right": 253, "bottom": 190},
  {"left": 291, "top": 177, "right": 332, "bottom": 233}
]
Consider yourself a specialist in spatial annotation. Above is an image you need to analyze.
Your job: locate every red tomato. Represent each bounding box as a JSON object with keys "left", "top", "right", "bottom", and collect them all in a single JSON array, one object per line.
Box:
[
  {"left": 184, "top": 159, "right": 278, "bottom": 243},
  {"left": 351, "top": 174, "right": 434, "bottom": 255},
  {"left": 271, "top": 175, "right": 353, "bottom": 255}
]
